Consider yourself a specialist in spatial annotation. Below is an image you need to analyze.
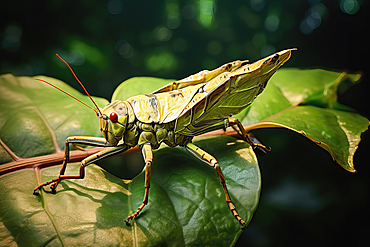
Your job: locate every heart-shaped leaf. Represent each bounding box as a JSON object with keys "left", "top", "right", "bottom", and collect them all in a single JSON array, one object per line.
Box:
[
  {"left": 0, "top": 136, "right": 260, "bottom": 246},
  {"left": 0, "top": 74, "right": 259, "bottom": 246}
]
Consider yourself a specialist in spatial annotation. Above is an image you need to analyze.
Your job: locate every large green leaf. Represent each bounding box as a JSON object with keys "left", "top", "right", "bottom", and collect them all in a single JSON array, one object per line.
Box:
[
  {"left": 0, "top": 74, "right": 259, "bottom": 246},
  {"left": 0, "top": 136, "right": 259, "bottom": 246},
  {"left": 0, "top": 74, "right": 109, "bottom": 164},
  {"left": 235, "top": 69, "right": 368, "bottom": 173},
  {"left": 0, "top": 67, "right": 368, "bottom": 246}
]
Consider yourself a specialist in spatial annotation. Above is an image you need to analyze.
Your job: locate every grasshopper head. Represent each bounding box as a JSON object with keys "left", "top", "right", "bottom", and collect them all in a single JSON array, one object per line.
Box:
[{"left": 99, "top": 100, "right": 130, "bottom": 146}]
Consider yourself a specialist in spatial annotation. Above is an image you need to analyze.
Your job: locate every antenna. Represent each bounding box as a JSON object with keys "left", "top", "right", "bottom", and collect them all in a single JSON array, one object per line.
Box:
[
  {"left": 55, "top": 54, "right": 102, "bottom": 116},
  {"left": 34, "top": 78, "right": 99, "bottom": 114}
]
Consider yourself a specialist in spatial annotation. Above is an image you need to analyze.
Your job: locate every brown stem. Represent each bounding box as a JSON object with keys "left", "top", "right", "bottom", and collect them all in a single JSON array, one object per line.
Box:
[
  {"left": 0, "top": 127, "right": 247, "bottom": 176},
  {"left": 0, "top": 146, "right": 140, "bottom": 176}
]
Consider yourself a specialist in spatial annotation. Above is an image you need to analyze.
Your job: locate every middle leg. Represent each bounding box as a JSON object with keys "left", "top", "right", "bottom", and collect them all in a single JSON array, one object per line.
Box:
[{"left": 125, "top": 143, "right": 153, "bottom": 226}]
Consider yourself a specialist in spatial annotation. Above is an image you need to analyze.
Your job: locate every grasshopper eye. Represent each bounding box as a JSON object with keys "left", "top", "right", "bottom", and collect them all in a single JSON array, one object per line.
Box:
[{"left": 109, "top": 112, "right": 118, "bottom": 123}]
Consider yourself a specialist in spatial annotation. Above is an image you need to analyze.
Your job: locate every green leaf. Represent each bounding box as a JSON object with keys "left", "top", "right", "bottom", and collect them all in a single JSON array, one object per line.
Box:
[
  {"left": 112, "top": 77, "right": 174, "bottom": 101},
  {"left": 236, "top": 68, "right": 369, "bottom": 172},
  {"left": 0, "top": 74, "right": 109, "bottom": 163},
  {"left": 0, "top": 74, "right": 260, "bottom": 246},
  {"left": 1, "top": 68, "right": 368, "bottom": 246},
  {"left": 0, "top": 136, "right": 260, "bottom": 247}
]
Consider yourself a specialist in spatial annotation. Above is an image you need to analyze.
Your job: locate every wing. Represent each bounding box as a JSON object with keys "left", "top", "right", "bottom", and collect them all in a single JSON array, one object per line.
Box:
[
  {"left": 151, "top": 60, "right": 248, "bottom": 94},
  {"left": 126, "top": 59, "right": 248, "bottom": 124},
  {"left": 175, "top": 49, "right": 295, "bottom": 136}
]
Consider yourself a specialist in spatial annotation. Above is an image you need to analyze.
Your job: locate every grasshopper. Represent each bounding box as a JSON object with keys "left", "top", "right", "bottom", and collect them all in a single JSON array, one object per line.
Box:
[{"left": 34, "top": 49, "right": 295, "bottom": 229}]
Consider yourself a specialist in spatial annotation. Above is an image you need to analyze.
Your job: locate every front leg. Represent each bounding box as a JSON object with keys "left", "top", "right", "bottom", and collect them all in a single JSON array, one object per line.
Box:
[
  {"left": 125, "top": 143, "right": 153, "bottom": 226},
  {"left": 33, "top": 136, "right": 125, "bottom": 194},
  {"left": 50, "top": 136, "right": 111, "bottom": 192}
]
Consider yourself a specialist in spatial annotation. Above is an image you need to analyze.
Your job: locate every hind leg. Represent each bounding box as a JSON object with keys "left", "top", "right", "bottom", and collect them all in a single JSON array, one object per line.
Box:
[
  {"left": 185, "top": 142, "right": 246, "bottom": 229},
  {"left": 228, "top": 118, "right": 270, "bottom": 153}
]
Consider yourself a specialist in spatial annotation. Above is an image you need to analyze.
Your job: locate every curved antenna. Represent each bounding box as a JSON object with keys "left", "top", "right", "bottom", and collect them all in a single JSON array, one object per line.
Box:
[
  {"left": 35, "top": 78, "right": 99, "bottom": 114},
  {"left": 56, "top": 54, "right": 102, "bottom": 116}
]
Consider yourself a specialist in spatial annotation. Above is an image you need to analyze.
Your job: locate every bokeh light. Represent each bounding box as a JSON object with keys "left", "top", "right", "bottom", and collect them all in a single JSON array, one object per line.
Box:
[
  {"left": 115, "top": 40, "right": 134, "bottom": 59},
  {"left": 0, "top": 0, "right": 367, "bottom": 100},
  {"left": 144, "top": 47, "right": 178, "bottom": 72},
  {"left": 166, "top": 0, "right": 181, "bottom": 29},
  {"left": 2, "top": 24, "right": 22, "bottom": 52},
  {"left": 340, "top": 0, "right": 360, "bottom": 15},
  {"left": 250, "top": 0, "right": 265, "bottom": 12},
  {"left": 69, "top": 40, "right": 106, "bottom": 68},
  {"left": 300, "top": 2, "right": 326, "bottom": 34},
  {"left": 265, "top": 14, "right": 280, "bottom": 32},
  {"left": 198, "top": 0, "right": 215, "bottom": 27},
  {"left": 153, "top": 26, "right": 172, "bottom": 41},
  {"left": 107, "top": 0, "right": 123, "bottom": 15}
]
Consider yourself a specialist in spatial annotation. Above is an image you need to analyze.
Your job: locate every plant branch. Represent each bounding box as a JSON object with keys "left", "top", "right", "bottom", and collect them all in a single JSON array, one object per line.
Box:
[{"left": 0, "top": 128, "right": 245, "bottom": 175}]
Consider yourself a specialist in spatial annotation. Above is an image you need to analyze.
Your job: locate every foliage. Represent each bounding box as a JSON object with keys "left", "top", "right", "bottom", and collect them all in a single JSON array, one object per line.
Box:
[{"left": 0, "top": 68, "right": 368, "bottom": 246}]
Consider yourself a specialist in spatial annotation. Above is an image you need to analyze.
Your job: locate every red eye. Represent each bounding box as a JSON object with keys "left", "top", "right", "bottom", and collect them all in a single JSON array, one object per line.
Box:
[{"left": 109, "top": 112, "right": 118, "bottom": 123}]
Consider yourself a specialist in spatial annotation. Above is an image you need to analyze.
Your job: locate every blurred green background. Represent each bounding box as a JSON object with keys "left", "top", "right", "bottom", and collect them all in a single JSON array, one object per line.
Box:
[{"left": 1, "top": 0, "right": 369, "bottom": 246}]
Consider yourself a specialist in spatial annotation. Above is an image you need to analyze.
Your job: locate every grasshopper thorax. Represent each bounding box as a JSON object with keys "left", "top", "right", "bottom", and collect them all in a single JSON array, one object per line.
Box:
[{"left": 99, "top": 100, "right": 134, "bottom": 146}]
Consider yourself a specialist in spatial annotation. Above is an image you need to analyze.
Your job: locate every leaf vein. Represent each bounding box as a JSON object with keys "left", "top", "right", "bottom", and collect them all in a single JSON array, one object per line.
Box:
[{"left": 34, "top": 167, "right": 66, "bottom": 246}]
